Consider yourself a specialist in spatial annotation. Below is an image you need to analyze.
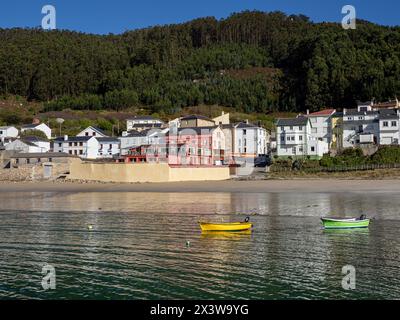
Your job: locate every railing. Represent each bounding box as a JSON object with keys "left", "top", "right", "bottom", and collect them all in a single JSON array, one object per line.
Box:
[{"left": 270, "top": 163, "right": 400, "bottom": 173}]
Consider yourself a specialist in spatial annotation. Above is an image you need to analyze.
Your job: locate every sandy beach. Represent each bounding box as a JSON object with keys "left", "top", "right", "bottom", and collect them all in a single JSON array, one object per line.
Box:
[{"left": 1, "top": 179, "right": 400, "bottom": 193}]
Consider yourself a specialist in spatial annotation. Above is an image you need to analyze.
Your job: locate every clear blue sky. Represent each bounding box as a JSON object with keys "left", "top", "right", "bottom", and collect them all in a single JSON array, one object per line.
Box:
[{"left": 0, "top": 0, "right": 398, "bottom": 34}]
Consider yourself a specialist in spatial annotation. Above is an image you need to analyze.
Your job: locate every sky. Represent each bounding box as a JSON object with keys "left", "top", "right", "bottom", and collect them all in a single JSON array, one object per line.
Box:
[{"left": 0, "top": 0, "right": 398, "bottom": 34}]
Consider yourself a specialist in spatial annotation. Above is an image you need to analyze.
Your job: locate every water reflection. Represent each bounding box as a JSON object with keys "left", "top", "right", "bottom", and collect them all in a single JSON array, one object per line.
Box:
[
  {"left": 1, "top": 192, "right": 400, "bottom": 220},
  {"left": 0, "top": 191, "right": 400, "bottom": 299}
]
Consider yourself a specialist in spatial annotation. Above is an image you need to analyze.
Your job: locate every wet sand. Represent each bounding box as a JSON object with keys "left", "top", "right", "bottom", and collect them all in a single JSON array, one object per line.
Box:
[{"left": 1, "top": 179, "right": 400, "bottom": 193}]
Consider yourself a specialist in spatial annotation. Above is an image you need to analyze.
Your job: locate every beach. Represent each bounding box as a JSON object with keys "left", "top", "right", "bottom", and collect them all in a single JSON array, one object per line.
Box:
[{"left": 1, "top": 179, "right": 400, "bottom": 193}]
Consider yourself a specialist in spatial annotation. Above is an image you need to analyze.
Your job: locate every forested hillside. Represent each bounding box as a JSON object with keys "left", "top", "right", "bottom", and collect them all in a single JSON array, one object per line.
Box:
[{"left": 1, "top": 11, "right": 400, "bottom": 116}]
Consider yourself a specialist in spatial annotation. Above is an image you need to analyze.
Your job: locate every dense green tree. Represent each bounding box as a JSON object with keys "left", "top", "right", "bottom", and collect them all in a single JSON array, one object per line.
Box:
[{"left": 0, "top": 11, "right": 400, "bottom": 114}]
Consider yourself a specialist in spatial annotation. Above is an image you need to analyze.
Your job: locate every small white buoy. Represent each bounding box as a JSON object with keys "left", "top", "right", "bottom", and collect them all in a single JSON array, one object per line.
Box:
[
  {"left": 186, "top": 241, "right": 191, "bottom": 248},
  {"left": 87, "top": 225, "right": 93, "bottom": 231}
]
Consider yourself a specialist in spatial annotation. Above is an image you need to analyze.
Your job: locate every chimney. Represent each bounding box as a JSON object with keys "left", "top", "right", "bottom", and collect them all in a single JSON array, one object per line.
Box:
[
  {"left": 306, "top": 109, "right": 310, "bottom": 115},
  {"left": 64, "top": 135, "right": 68, "bottom": 141},
  {"left": 343, "top": 108, "right": 347, "bottom": 115}
]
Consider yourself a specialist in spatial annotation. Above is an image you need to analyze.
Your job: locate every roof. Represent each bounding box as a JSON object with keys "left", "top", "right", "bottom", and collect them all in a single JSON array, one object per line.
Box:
[
  {"left": 276, "top": 117, "right": 309, "bottom": 126},
  {"left": 128, "top": 115, "right": 155, "bottom": 120},
  {"left": 130, "top": 123, "right": 163, "bottom": 128},
  {"left": 54, "top": 136, "right": 93, "bottom": 142},
  {"left": 379, "top": 114, "right": 399, "bottom": 120},
  {"left": 168, "top": 126, "right": 218, "bottom": 135},
  {"left": 97, "top": 137, "right": 120, "bottom": 143},
  {"left": 23, "top": 136, "right": 49, "bottom": 143},
  {"left": 89, "top": 126, "right": 108, "bottom": 136},
  {"left": 235, "top": 122, "right": 258, "bottom": 129},
  {"left": 123, "top": 130, "right": 147, "bottom": 137},
  {"left": 308, "top": 109, "right": 336, "bottom": 117},
  {"left": 11, "top": 152, "right": 75, "bottom": 159},
  {"left": 180, "top": 115, "right": 214, "bottom": 121},
  {"left": 344, "top": 109, "right": 378, "bottom": 116},
  {"left": 21, "top": 124, "right": 39, "bottom": 129}
]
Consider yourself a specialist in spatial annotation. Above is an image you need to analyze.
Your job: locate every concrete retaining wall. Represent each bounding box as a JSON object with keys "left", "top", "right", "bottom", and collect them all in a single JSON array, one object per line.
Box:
[{"left": 69, "top": 162, "right": 230, "bottom": 183}]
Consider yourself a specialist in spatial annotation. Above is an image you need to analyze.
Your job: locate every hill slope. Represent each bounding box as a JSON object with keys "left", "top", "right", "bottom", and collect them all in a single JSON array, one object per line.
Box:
[{"left": 1, "top": 11, "right": 400, "bottom": 115}]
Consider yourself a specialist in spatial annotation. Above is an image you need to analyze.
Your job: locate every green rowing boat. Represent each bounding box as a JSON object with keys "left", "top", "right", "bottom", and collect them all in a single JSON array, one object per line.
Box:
[{"left": 321, "top": 215, "right": 370, "bottom": 229}]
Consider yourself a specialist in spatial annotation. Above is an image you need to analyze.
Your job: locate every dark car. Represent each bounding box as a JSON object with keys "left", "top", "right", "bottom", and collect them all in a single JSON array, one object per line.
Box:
[{"left": 254, "top": 155, "right": 272, "bottom": 167}]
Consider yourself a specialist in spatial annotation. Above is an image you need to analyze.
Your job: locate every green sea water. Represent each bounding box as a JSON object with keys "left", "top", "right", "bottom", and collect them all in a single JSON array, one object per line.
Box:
[{"left": 0, "top": 191, "right": 399, "bottom": 299}]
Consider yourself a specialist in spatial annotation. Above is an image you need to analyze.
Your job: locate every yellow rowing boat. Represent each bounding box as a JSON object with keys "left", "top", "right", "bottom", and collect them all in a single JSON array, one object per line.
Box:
[{"left": 199, "top": 217, "right": 253, "bottom": 232}]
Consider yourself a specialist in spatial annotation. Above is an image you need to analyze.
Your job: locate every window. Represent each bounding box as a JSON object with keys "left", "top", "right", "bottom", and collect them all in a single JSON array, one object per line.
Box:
[
  {"left": 92, "top": 132, "right": 96, "bottom": 136},
  {"left": 69, "top": 150, "right": 73, "bottom": 155},
  {"left": 281, "top": 136, "right": 284, "bottom": 142},
  {"left": 85, "top": 132, "right": 89, "bottom": 136},
  {"left": 383, "top": 121, "right": 389, "bottom": 127},
  {"left": 292, "top": 147, "right": 296, "bottom": 154},
  {"left": 311, "top": 147, "right": 315, "bottom": 152},
  {"left": 243, "top": 129, "right": 247, "bottom": 135},
  {"left": 27, "top": 159, "right": 30, "bottom": 164},
  {"left": 291, "top": 136, "right": 295, "bottom": 141},
  {"left": 80, "top": 142, "right": 83, "bottom": 146},
  {"left": 299, "top": 136, "right": 303, "bottom": 141},
  {"left": 58, "top": 143, "right": 62, "bottom": 147},
  {"left": 49, "top": 158, "right": 52, "bottom": 162},
  {"left": 290, "top": 126, "right": 293, "bottom": 130},
  {"left": 299, "top": 126, "right": 303, "bottom": 131},
  {"left": 74, "top": 150, "right": 78, "bottom": 155},
  {"left": 392, "top": 121, "right": 397, "bottom": 127},
  {"left": 69, "top": 142, "right": 72, "bottom": 147},
  {"left": 100, "top": 144, "right": 103, "bottom": 150},
  {"left": 109, "top": 144, "right": 112, "bottom": 150},
  {"left": 79, "top": 150, "right": 83, "bottom": 155},
  {"left": 287, "top": 136, "right": 290, "bottom": 141}
]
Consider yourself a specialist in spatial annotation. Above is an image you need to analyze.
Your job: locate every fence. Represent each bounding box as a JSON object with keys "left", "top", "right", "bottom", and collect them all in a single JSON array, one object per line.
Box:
[{"left": 270, "top": 163, "right": 400, "bottom": 173}]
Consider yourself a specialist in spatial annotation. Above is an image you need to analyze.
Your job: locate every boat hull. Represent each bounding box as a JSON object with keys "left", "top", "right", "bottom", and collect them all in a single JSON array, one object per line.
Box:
[
  {"left": 321, "top": 218, "right": 370, "bottom": 229},
  {"left": 199, "top": 222, "right": 253, "bottom": 232}
]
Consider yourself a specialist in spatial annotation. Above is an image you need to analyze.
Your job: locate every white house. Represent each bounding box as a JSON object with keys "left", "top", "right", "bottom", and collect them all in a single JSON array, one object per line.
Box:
[
  {"left": 378, "top": 110, "right": 400, "bottom": 145},
  {"left": 0, "top": 126, "right": 19, "bottom": 141},
  {"left": 77, "top": 126, "right": 108, "bottom": 138},
  {"left": 21, "top": 123, "right": 52, "bottom": 139},
  {"left": 54, "top": 136, "right": 99, "bottom": 159},
  {"left": 224, "top": 122, "right": 268, "bottom": 159},
  {"left": 126, "top": 116, "right": 164, "bottom": 132},
  {"left": 276, "top": 117, "right": 328, "bottom": 159},
  {"left": 119, "top": 128, "right": 168, "bottom": 155},
  {"left": 342, "top": 109, "right": 379, "bottom": 148},
  {"left": 96, "top": 137, "right": 120, "bottom": 158},
  {"left": 306, "top": 109, "right": 336, "bottom": 145},
  {"left": 54, "top": 135, "right": 120, "bottom": 159},
  {"left": 5, "top": 137, "right": 50, "bottom": 153}
]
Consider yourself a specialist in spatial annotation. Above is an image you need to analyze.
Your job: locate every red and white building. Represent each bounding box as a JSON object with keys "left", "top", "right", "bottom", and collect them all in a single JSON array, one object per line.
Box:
[{"left": 123, "top": 126, "right": 226, "bottom": 166}]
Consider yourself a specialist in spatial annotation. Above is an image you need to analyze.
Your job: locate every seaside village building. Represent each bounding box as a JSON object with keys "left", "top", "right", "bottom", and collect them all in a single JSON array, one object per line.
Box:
[
  {"left": 21, "top": 122, "right": 52, "bottom": 139},
  {"left": 121, "top": 112, "right": 269, "bottom": 166},
  {"left": 54, "top": 126, "right": 120, "bottom": 159},
  {"left": 126, "top": 116, "right": 164, "bottom": 132},
  {"left": 276, "top": 99, "right": 400, "bottom": 159},
  {"left": 276, "top": 117, "right": 329, "bottom": 159}
]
